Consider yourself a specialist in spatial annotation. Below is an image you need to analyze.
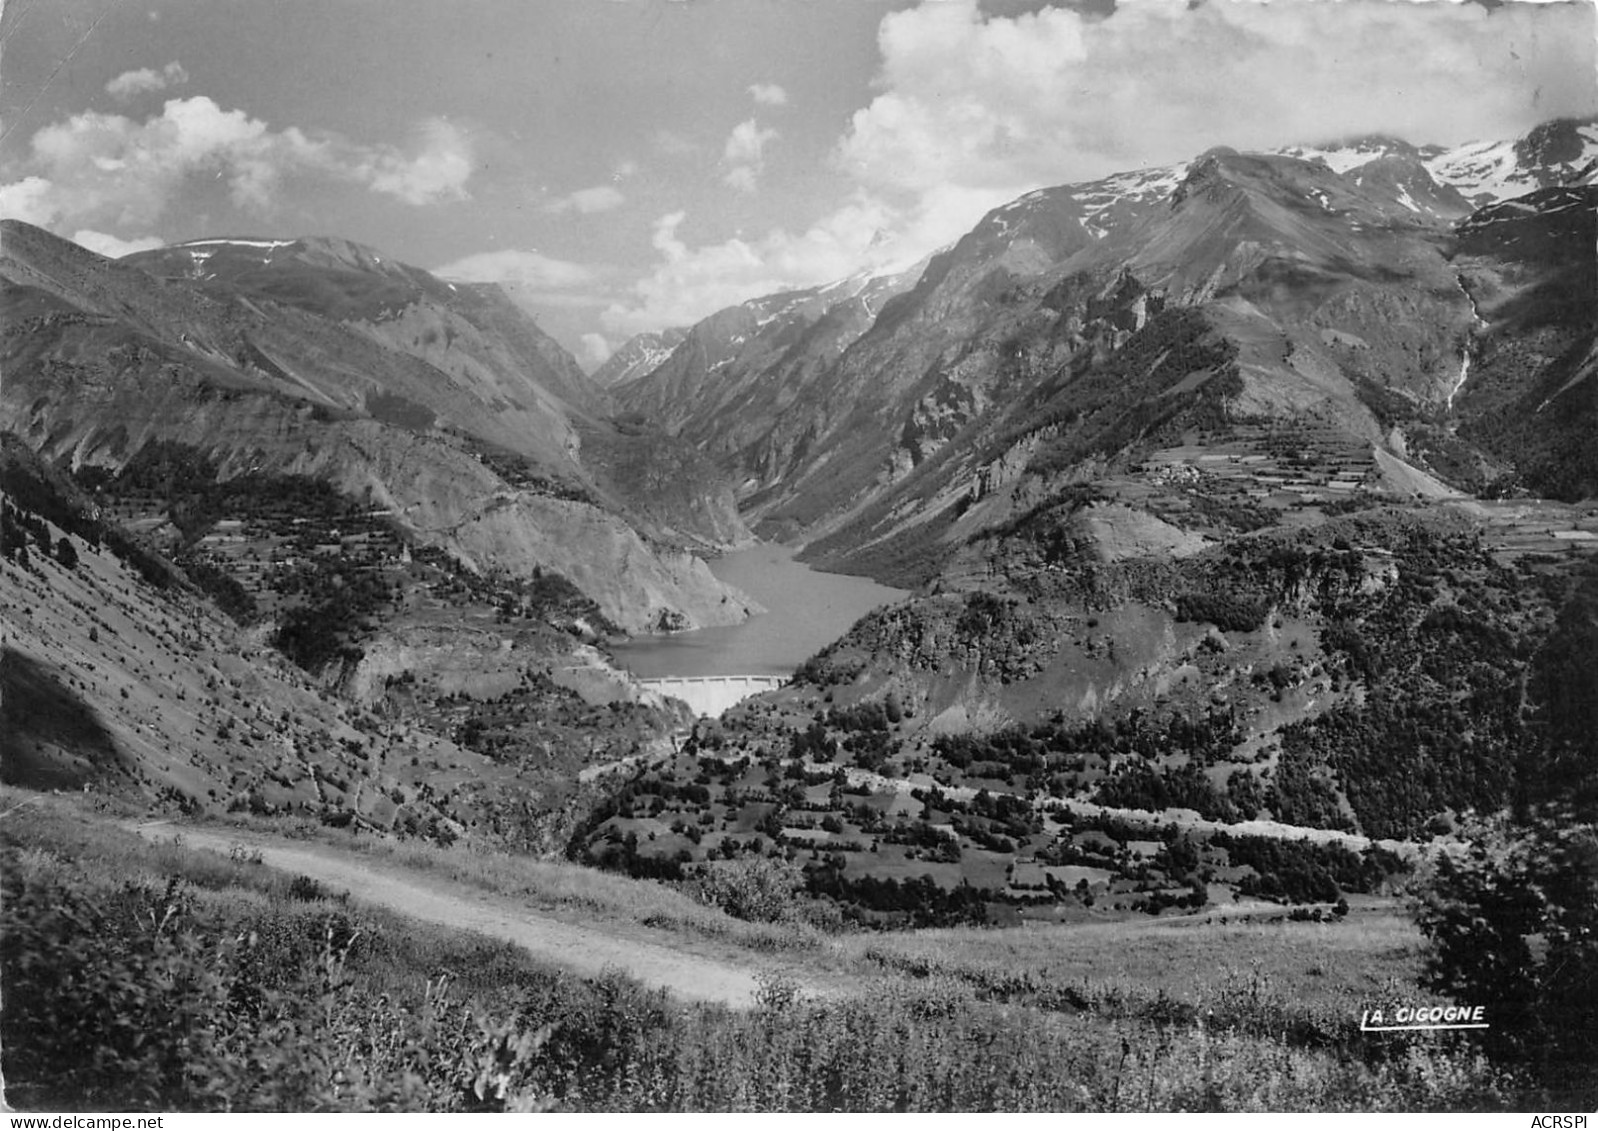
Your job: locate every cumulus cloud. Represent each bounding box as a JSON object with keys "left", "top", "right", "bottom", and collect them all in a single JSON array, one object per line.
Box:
[
  {"left": 69, "top": 229, "right": 165, "bottom": 258},
  {"left": 0, "top": 97, "right": 474, "bottom": 242},
  {"left": 545, "top": 183, "right": 627, "bottom": 214},
  {"left": 836, "top": 0, "right": 1598, "bottom": 202},
  {"left": 748, "top": 82, "right": 788, "bottom": 107},
  {"left": 363, "top": 118, "right": 475, "bottom": 206},
  {"left": 105, "top": 61, "right": 189, "bottom": 102},
  {"left": 0, "top": 176, "right": 56, "bottom": 227},
  {"left": 604, "top": 0, "right": 1595, "bottom": 337},
  {"left": 578, "top": 332, "right": 614, "bottom": 369},
  {"left": 721, "top": 118, "right": 778, "bottom": 193},
  {"left": 601, "top": 199, "right": 904, "bottom": 337}
]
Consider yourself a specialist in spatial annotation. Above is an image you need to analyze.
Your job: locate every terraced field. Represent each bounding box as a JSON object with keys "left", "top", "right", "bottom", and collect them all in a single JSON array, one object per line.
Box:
[{"left": 1463, "top": 497, "right": 1598, "bottom": 563}]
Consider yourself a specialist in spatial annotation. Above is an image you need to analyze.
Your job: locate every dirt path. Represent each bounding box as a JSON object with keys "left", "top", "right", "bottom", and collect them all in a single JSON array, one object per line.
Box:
[{"left": 129, "top": 822, "right": 778, "bottom": 1008}]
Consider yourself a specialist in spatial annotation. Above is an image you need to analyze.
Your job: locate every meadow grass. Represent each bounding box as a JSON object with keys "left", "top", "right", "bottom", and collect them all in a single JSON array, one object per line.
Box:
[
  {"left": 0, "top": 789, "right": 815, "bottom": 956},
  {"left": 203, "top": 805, "right": 830, "bottom": 954},
  {"left": 0, "top": 787, "right": 1533, "bottom": 1111},
  {"left": 844, "top": 904, "right": 1429, "bottom": 1014}
]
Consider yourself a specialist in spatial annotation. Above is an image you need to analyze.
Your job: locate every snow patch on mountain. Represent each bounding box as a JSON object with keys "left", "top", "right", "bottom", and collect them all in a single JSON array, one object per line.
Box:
[
  {"left": 177, "top": 238, "right": 299, "bottom": 251},
  {"left": 1425, "top": 120, "right": 1598, "bottom": 205},
  {"left": 1426, "top": 139, "right": 1532, "bottom": 204},
  {"left": 1074, "top": 164, "right": 1190, "bottom": 219},
  {"left": 1276, "top": 143, "right": 1403, "bottom": 174}
]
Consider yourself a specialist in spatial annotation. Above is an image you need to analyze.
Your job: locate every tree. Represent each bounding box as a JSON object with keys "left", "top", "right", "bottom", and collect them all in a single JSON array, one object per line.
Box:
[
  {"left": 1412, "top": 812, "right": 1597, "bottom": 1105},
  {"left": 55, "top": 536, "right": 78, "bottom": 569}
]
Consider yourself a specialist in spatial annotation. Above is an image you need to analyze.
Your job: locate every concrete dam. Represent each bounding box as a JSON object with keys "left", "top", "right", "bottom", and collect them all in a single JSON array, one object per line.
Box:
[{"left": 637, "top": 674, "right": 787, "bottom": 719}]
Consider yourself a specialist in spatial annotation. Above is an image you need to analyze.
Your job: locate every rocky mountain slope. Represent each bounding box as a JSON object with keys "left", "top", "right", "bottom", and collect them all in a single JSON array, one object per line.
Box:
[
  {"left": 560, "top": 118, "right": 1596, "bottom": 913},
  {"left": 126, "top": 235, "right": 609, "bottom": 419},
  {"left": 615, "top": 264, "right": 930, "bottom": 505},
  {"left": 617, "top": 117, "right": 1595, "bottom": 586},
  {"left": 0, "top": 438, "right": 687, "bottom": 848},
  {"left": 1, "top": 222, "right": 754, "bottom": 633},
  {"left": 557, "top": 116, "right": 1597, "bottom": 915},
  {"left": 592, "top": 327, "right": 688, "bottom": 389},
  {"left": 1447, "top": 185, "right": 1598, "bottom": 500}
]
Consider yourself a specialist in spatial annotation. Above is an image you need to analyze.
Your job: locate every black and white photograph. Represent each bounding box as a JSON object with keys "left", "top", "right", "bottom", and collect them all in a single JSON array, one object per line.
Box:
[{"left": 0, "top": 0, "right": 1594, "bottom": 1114}]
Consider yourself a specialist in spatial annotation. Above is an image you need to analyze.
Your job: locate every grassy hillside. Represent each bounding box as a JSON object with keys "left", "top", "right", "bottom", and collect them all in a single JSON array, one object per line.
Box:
[
  {"left": 1, "top": 789, "right": 1550, "bottom": 1112},
  {"left": 0, "top": 436, "right": 675, "bottom": 850}
]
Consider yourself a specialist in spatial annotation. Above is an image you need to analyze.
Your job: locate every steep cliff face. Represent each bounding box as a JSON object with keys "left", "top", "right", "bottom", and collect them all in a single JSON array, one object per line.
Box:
[{"left": 1, "top": 221, "right": 751, "bottom": 632}]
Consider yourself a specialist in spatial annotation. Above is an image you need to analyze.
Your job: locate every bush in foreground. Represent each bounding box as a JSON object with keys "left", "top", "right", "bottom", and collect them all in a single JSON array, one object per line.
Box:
[
  {"left": 0, "top": 872, "right": 554, "bottom": 1111},
  {"left": 1412, "top": 813, "right": 1598, "bottom": 1107}
]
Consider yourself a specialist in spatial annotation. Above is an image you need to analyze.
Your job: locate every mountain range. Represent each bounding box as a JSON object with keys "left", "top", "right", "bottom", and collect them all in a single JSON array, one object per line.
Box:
[
  {"left": 2, "top": 114, "right": 1594, "bottom": 860},
  {"left": 2, "top": 224, "right": 756, "bottom": 634},
  {"left": 610, "top": 116, "right": 1596, "bottom": 581}
]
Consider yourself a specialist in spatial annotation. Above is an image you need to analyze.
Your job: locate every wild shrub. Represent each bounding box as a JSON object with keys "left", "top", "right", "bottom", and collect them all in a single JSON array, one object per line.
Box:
[
  {"left": 0, "top": 870, "right": 554, "bottom": 1112},
  {"left": 1412, "top": 814, "right": 1598, "bottom": 1107},
  {"left": 692, "top": 856, "right": 806, "bottom": 923}
]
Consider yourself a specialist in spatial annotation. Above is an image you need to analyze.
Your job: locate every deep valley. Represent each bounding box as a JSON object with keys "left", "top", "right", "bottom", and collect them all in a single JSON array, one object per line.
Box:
[{"left": 3, "top": 112, "right": 1595, "bottom": 1112}]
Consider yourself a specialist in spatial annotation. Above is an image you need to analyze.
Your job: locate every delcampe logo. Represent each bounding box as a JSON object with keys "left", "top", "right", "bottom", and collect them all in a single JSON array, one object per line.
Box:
[{"left": 1359, "top": 1004, "right": 1489, "bottom": 1032}]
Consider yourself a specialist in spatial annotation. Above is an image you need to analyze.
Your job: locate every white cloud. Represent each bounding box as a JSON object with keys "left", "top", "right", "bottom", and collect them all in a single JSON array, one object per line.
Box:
[
  {"left": 0, "top": 97, "right": 474, "bottom": 244},
  {"left": 69, "top": 229, "right": 165, "bottom": 258},
  {"left": 836, "top": 0, "right": 1598, "bottom": 202},
  {"left": 604, "top": 0, "right": 1596, "bottom": 338},
  {"left": 0, "top": 176, "right": 57, "bottom": 226},
  {"left": 723, "top": 166, "right": 759, "bottom": 194},
  {"left": 105, "top": 61, "right": 189, "bottom": 102},
  {"left": 721, "top": 118, "right": 778, "bottom": 193},
  {"left": 723, "top": 119, "right": 776, "bottom": 167},
  {"left": 545, "top": 183, "right": 626, "bottom": 214},
  {"left": 601, "top": 198, "right": 906, "bottom": 337},
  {"left": 578, "top": 332, "right": 614, "bottom": 369},
  {"left": 363, "top": 118, "right": 475, "bottom": 206},
  {"left": 434, "top": 248, "right": 599, "bottom": 289},
  {"left": 748, "top": 83, "right": 788, "bottom": 107}
]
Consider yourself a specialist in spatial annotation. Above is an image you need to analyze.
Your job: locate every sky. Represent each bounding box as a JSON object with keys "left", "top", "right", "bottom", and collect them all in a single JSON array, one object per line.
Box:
[{"left": 2, "top": 0, "right": 1594, "bottom": 368}]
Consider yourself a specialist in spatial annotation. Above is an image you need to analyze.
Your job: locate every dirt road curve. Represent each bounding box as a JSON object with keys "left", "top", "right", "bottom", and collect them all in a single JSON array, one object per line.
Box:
[{"left": 130, "top": 823, "right": 771, "bottom": 1007}]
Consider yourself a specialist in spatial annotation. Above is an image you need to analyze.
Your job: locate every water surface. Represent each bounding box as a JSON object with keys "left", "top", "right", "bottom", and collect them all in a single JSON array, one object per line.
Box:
[{"left": 614, "top": 543, "right": 907, "bottom": 678}]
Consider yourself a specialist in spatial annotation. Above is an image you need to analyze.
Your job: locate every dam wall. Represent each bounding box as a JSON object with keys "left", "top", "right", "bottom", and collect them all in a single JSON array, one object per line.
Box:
[{"left": 637, "top": 674, "right": 786, "bottom": 718}]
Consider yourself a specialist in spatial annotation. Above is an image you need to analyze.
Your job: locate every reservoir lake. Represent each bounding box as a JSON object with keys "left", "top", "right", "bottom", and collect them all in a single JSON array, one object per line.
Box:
[{"left": 612, "top": 543, "right": 907, "bottom": 679}]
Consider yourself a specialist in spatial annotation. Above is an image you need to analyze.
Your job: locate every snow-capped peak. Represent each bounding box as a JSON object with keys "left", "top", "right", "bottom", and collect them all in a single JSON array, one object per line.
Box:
[{"left": 1424, "top": 119, "right": 1598, "bottom": 206}]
